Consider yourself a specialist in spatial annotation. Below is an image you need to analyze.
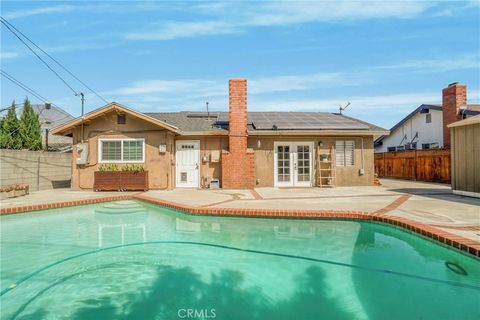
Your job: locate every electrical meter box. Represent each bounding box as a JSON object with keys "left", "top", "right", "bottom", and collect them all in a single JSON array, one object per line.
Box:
[
  {"left": 76, "top": 143, "right": 89, "bottom": 165},
  {"left": 159, "top": 144, "right": 167, "bottom": 154}
]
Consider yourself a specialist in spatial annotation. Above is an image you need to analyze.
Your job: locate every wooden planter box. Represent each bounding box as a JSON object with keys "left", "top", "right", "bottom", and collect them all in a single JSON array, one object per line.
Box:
[{"left": 94, "top": 171, "right": 149, "bottom": 191}]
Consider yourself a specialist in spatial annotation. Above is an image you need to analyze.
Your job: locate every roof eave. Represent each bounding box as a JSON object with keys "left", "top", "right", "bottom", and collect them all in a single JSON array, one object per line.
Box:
[
  {"left": 248, "top": 129, "right": 390, "bottom": 136},
  {"left": 51, "top": 102, "right": 179, "bottom": 135},
  {"left": 177, "top": 130, "right": 228, "bottom": 136},
  {"left": 447, "top": 115, "right": 480, "bottom": 128}
]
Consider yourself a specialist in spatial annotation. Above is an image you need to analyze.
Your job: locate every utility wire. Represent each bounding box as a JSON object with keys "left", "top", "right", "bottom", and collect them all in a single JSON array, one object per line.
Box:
[
  {"left": 0, "top": 71, "right": 73, "bottom": 138},
  {"left": 0, "top": 69, "right": 63, "bottom": 111},
  {"left": 1, "top": 17, "right": 108, "bottom": 104},
  {"left": 1, "top": 70, "right": 50, "bottom": 104},
  {"left": 1, "top": 18, "right": 78, "bottom": 95}
]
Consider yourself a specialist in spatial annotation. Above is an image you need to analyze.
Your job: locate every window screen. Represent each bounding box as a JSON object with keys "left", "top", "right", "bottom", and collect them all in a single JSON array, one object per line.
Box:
[
  {"left": 123, "top": 140, "right": 143, "bottom": 161},
  {"left": 101, "top": 141, "right": 121, "bottom": 161},
  {"left": 100, "top": 139, "right": 144, "bottom": 162},
  {"left": 335, "top": 141, "right": 354, "bottom": 166}
]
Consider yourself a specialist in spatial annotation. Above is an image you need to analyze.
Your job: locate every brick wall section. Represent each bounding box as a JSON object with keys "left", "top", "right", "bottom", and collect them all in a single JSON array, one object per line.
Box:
[
  {"left": 442, "top": 83, "right": 466, "bottom": 148},
  {"left": 221, "top": 79, "right": 255, "bottom": 189}
]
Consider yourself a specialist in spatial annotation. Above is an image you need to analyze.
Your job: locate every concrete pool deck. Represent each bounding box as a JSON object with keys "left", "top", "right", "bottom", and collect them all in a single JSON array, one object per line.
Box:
[{"left": 1, "top": 179, "right": 479, "bottom": 256}]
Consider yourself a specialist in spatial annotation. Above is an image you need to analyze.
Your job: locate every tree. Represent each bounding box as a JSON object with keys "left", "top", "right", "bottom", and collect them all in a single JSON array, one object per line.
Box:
[
  {"left": 0, "top": 101, "right": 22, "bottom": 149},
  {"left": 19, "top": 98, "right": 42, "bottom": 150}
]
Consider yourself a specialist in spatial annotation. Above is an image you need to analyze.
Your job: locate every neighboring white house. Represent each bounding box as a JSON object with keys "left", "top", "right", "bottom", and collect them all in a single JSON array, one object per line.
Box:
[
  {"left": 375, "top": 83, "right": 480, "bottom": 153},
  {"left": 375, "top": 104, "right": 444, "bottom": 153}
]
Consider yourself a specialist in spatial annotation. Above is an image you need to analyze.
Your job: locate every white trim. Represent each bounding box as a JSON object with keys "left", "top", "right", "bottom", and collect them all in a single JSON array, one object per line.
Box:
[
  {"left": 274, "top": 141, "right": 314, "bottom": 187},
  {"left": 175, "top": 140, "right": 200, "bottom": 188},
  {"left": 452, "top": 189, "right": 480, "bottom": 198},
  {"left": 294, "top": 142, "right": 314, "bottom": 187},
  {"left": 98, "top": 138, "right": 145, "bottom": 163}
]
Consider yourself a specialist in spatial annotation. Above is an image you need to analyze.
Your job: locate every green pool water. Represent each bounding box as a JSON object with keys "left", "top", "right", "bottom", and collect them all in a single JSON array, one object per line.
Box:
[{"left": 1, "top": 200, "right": 479, "bottom": 320}]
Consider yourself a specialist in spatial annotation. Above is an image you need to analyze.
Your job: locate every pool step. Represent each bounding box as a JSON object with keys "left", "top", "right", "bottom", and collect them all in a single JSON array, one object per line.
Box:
[{"left": 95, "top": 201, "right": 146, "bottom": 214}]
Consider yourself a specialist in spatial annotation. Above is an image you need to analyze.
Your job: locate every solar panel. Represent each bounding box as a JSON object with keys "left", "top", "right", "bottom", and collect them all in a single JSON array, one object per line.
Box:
[{"left": 248, "top": 112, "right": 369, "bottom": 130}]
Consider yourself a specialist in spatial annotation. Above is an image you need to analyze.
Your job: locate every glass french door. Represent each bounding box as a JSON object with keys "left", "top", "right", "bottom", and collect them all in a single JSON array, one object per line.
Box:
[{"left": 274, "top": 142, "right": 313, "bottom": 187}]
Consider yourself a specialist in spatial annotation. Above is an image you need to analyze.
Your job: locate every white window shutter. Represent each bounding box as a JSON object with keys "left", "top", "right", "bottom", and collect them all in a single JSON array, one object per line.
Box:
[
  {"left": 335, "top": 140, "right": 355, "bottom": 166},
  {"left": 345, "top": 141, "right": 355, "bottom": 166},
  {"left": 336, "top": 141, "right": 345, "bottom": 166}
]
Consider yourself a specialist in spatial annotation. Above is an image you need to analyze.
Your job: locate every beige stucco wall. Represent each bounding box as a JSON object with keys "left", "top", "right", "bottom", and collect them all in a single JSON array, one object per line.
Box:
[
  {"left": 71, "top": 111, "right": 175, "bottom": 190},
  {"left": 248, "top": 135, "right": 375, "bottom": 187},
  {"left": 69, "top": 111, "right": 374, "bottom": 190},
  {"left": 0, "top": 149, "right": 71, "bottom": 191},
  {"left": 176, "top": 135, "right": 228, "bottom": 187}
]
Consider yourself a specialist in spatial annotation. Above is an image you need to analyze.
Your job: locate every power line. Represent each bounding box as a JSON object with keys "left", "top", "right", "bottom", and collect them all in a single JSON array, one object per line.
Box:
[
  {"left": 1, "top": 17, "right": 78, "bottom": 95},
  {"left": 1, "top": 70, "right": 50, "bottom": 104},
  {"left": 0, "top": 69, "right": 63, "bottom": 111},
  {"left": 0, "top": 17, "right": 108, "bottom": 104}
]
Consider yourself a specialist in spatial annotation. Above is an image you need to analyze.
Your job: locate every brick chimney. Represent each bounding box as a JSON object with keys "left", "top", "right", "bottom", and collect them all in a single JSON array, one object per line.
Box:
[
  {"left": 221, "top": 79, "right": 255, "bottom": 189},
  {"left": 442, "top": 82, "right": 467, "bottom": 148}
]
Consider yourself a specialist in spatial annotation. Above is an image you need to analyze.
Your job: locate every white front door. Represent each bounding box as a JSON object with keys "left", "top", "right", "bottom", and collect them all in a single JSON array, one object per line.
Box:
[
  {"left": 176, "top": 140, "right": 200, "bottom": 188},
  {"left": 274, "top": 142, "right": 314, "bottom": 187}
]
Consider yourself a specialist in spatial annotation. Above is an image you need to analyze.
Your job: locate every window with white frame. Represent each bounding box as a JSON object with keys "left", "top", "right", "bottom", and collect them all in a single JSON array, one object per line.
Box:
[
  {"left": 99, "top": 139, "right": 144, "bottom": 162},
  {"left": 336, "top": 140, "right": 355, "bottom": 166}
]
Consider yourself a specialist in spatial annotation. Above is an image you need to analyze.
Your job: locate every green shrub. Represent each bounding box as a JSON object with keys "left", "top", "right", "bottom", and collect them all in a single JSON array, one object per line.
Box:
[
  {"left": 122, "top": 164, "right": 144, "bottom": 172},
  {"left": 0, "top": 101, "right": 22, "bottom": 149},
  {"left": 98, "top": 164, "right": 119, "bottom": 171},
  {"left": 19, "top": 98, "right": 42, "bottom": 150}
]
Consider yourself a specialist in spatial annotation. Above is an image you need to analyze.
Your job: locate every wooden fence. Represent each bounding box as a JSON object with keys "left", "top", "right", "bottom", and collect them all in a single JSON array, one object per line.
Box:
[{"left": 374, "top": 149, "right": 451, "bottom": 183}]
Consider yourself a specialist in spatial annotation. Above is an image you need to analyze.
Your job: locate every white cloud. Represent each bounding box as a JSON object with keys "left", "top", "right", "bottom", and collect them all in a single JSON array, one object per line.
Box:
[
  {"left": 125, "top": 1, "right": 433, "bottom": 41},
  {"left": 125, "top": 21, "right": 237, "bottom": 41},
  {"left": 103, "top": 50, "right": 480, "bottom": 101},
  {"left": 103, "top": 71, "right": 367, "bottom": 103},
  {"left": 373, "top": 54, "right": 480, "bottom": 72},
  {"left": 250, "top": 92, "right": 443, "bottom": 112},
  {"left": 249, "top": 89, "right": 480, "bottom": 129},
  {"left": 251, "top": 72, "right": 369, "bottom": 94},
  {"left": 106, "top": 79, "right": 225, "bottom": 97},
  {"left": 0, "top": 51, "right": 19, "bottom": 60},
  {"left": 245, "top": 1, "right": 431, "bottom": 26},
  {"left": 3, "top": 5, "right": 75, "bottom": 20}
]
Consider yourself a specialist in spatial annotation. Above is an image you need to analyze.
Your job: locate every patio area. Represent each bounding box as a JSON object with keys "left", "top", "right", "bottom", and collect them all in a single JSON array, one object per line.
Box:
[{"left": 1, "top": 179, "right": 479, "bottom": 243}]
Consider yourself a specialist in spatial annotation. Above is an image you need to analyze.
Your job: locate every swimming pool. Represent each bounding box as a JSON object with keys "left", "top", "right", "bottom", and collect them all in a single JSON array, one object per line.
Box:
[{"left": 1, "top": 200, "right": 479, "bottom": 319}]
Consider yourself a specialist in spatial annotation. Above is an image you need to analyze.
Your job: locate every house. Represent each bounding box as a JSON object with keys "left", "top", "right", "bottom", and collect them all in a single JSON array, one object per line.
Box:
[
  {"left": 375, "top": 83, "right": 480, "bottom": 153},
  {"left": 448, "top": 115, "right": 480, "bottom": 198},
  {"left": 51, "top": 79, "right": 388, "bottom": 190},
  {"left": 27, "top": 104, "right": 74, "bottom": 151}
]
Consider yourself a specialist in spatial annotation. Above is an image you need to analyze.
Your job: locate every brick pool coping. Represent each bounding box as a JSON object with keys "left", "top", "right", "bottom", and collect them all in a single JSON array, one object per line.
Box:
[{"left": 1, "top": 193, "right": 479, "bottom": 258}]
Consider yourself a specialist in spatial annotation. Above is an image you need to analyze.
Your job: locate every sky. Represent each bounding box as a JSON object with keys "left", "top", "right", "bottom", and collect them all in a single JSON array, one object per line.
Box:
[{"left": 1, "top": 0, "right": 479, "bottom": 129}]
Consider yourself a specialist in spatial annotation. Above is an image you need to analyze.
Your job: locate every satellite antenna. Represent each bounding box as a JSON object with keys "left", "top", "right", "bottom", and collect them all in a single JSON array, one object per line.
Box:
[{"left": 339, "top": 102, "right": 351, "bottom": 115}]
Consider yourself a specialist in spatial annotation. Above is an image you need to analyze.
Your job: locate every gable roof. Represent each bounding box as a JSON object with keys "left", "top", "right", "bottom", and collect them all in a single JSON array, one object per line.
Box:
[
  {"left": 375, "top": 102, "right": 480, "bottom": 145},
  {"left": 52, "top": 102, "right": 387, "bottom": 137},
  {"left": 51, "top": 102, "right": 178, "bottom": 135},
  {"left": 29, "top": 104, "right": 74, "bottom": 130}
]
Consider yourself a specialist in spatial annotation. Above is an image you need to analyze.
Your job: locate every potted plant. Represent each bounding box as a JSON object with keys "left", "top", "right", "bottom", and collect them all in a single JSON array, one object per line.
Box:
[
  {"left": 94, "top": 164, "right": 149, "bottom": 191},
  {"left": 320, "top": 154, "right": 329, "bottom": 162}
]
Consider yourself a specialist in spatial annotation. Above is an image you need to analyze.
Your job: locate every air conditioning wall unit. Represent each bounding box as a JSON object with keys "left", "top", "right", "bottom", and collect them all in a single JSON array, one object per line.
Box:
[{"left": 209, "top": 178, "right": 220, "bottom": 189}]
